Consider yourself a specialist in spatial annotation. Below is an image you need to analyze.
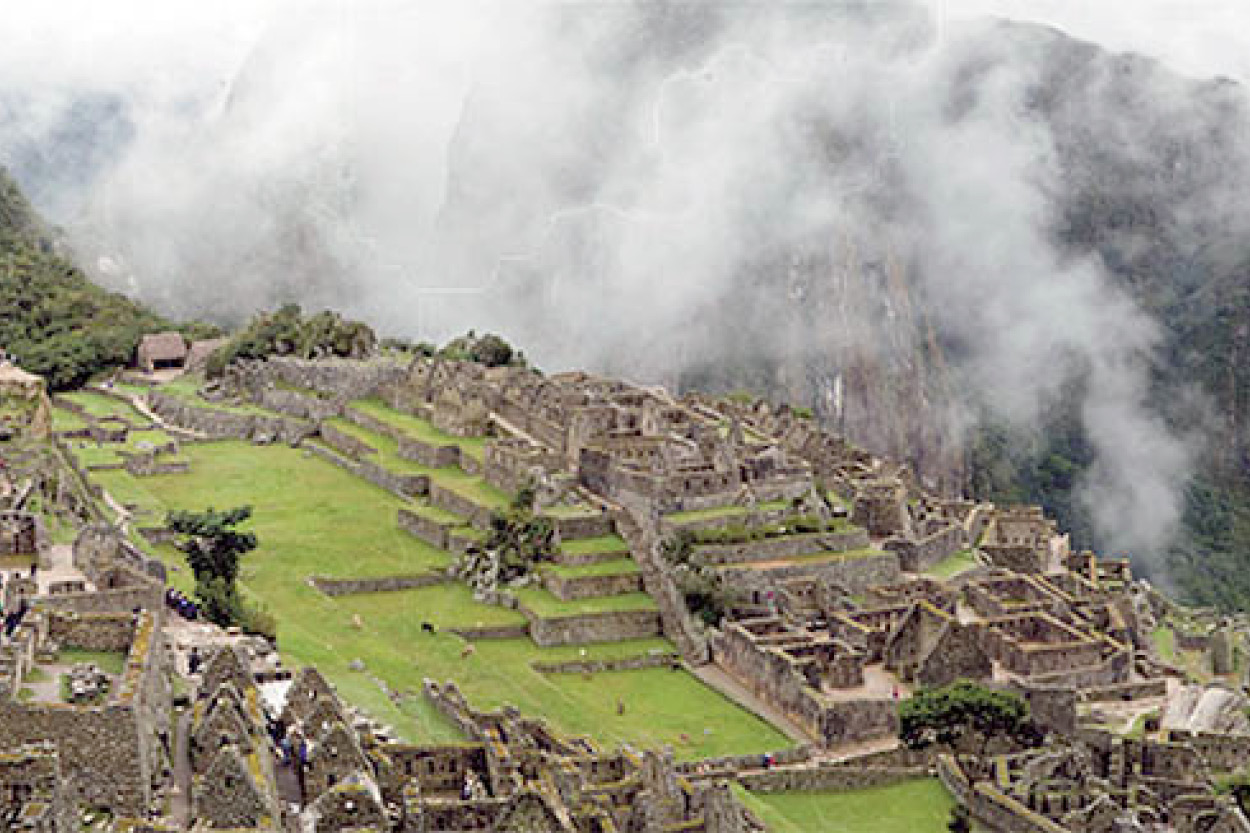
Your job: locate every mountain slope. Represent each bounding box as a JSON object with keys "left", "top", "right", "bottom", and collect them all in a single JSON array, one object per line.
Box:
[{"left": 0, "top": 166, "right": 176, "bottom": 388}]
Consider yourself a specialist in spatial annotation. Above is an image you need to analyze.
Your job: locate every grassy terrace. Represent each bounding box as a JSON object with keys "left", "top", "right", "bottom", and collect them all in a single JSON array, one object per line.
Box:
[
  {"left": 84, "top": 439, "right": 788, "bottom": 757},
  {"left": 70, "top": 427, "right": 177, "bottom": 467},
  {"left": 663, "top": 499, "right": 791, "bottom": 523},
  {"left": 1152, "top": 625, "right": 1176, "bottom": 662},
  {"left": 51, "top": 407, "right": 89, "bottom": 432},
  {"left": 321, "top": 418, "right": 510, "bottom": 511},
  {"left": 157, "top": 374, "right": 273, "bottom": 416},
  {"left": 560, "top": 535, "right": 629, "bottom": 555},
  {"left": 350, "top": 398, "right": 488, "bottom": 462},
  {"left": 927, "top": 548, "right": 979, "bottom": 579},
  {"left": 58, "top": 649, "right": 127, "bottom": 675},
  {"left": 542, "top": 558, "right": 640, "bottom": 578},
  {"left": 59, "top": 391, "right": 149, "bottom": 422},
  {"left": 734, "top": 780, "right": 959, "bottom": 833},
  {"left": 513, "top": 587, "right": 657, "bottom": 617},
  {"left": 322, "top": 418, "right": 434, "bottom": 475}
]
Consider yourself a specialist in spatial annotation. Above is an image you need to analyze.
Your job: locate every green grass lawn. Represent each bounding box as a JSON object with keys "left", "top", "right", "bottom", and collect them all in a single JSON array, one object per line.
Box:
[
  {"left": 560, "top": 535, "right": 629, "bottom": 555},
  {"left": 157, "top": 374, "right": 274, "bottom": 416},
  {"left": 51, "top": 406, "right": 89, "bottom": 432},
  {"left": 59, "top": 391, "right": 148, "bottom": 422},
  {"left": 542, "top": 558, "right": 640, "bottom": 578},
  {"left": 321, "top": 418, "right": 439, "bottom": 475},
  {"left": 85, "top": 440, "right": 790, "bottom": 757},
  {"left": 70, "top": 427, "right": 178, "bottom": 468},
  {"left": 927, "top": 549, "right": 979, "bottom": 579},
  {"left": 58, "top": 649, "right": 127, "bottom": 675},
  {"left": 1152, "top": 626, "right": 1176, "bottom": 662},
  {"left": 350, "top": 398, "right": 488, "bottom": 462},
  {"left": 735, "top": 780, "right": 958, "bottom": 833}
]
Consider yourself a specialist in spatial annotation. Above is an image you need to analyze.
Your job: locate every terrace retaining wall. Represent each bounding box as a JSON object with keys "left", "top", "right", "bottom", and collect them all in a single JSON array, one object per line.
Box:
[
  {"left": 523, "top": 607, "right": 662, "bottom": 646},
  {"left": 692, "top": 529, "right": 871, "bottom": 566},
  {"left": 308, "top": 572, "right": 449, "bottom": 596},
  {"left": 542, "top": 570, "right": 643, "bottom": 601}
]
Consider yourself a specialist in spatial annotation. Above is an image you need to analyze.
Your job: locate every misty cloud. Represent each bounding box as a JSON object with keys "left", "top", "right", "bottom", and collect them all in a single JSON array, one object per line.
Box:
[{"left": 1, "top": 0, "right": 1245, "bottom": 563}]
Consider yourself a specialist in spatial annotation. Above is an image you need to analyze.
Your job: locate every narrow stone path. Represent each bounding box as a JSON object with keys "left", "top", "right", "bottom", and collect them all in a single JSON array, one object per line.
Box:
[{"left": 689, "top": 663, "right": 816, "bottom": 745}]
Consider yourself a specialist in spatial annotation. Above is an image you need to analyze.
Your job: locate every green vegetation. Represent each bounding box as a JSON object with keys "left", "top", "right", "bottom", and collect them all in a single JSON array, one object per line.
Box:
[
  {"left": 1152, "top": 626, "right": 1176, "bottom": 662},
  {"left": 542, "top": 558, "right": 640, "bottom": 578},
  {"left": 733, "top": 780, "right": 958, "bottom": 833},
  {"left": 0, "top": 170, "right": 184, "bottom": 390},
  {"left": 900, "top": 681, "right": 1039, "bottom": 754},
  {"left": 471, "top": 491, "right": 557, "bottom": 583},
  {"left": 687, "top": 514, "right": 857, "bottom": 545},
  {"left": 168, "top": 506, "right": 274, "bottom": 638},
  {"left": 58, "top": 649, "right": 127, "bottom": 675},
  {"left": 205, "top": 304, "right": 376, "bottom": 377},
  {"left": 560, "top": 535, "right": 629, "bottom": 556},
  {"left": 928, "top": 549, "right": 979, "bottom": 579},
  {"left": 435, "top": 330, "right": 527, "bottom": 369},
  {"left": 87, "top": 440, "right": 788, "bottom": 755},
  {"left": 350, "top": 399, "right": 488, "bottom": 461},
  {"left": 59, "top": 391, "right": 148, "bottom": 422}
]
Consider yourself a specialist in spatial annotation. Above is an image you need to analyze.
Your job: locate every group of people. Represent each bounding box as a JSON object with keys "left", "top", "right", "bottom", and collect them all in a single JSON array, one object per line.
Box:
[{"left": 165, "top": 588, "right": 200, "bottom": 621}]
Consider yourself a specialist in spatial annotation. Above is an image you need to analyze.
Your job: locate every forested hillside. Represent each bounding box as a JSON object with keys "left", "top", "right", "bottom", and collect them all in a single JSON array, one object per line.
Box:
[{"left": 0, "top": 166, "right": 190, "bottom": 389}]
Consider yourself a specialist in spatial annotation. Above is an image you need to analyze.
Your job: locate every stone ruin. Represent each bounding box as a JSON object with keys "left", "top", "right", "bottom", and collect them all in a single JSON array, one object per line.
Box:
[
  {"left": 3, "top": 353, "right": 1250, "bottom": 831},
  {"left": 64, "top": 663, "right": 110, "bottom": 703}
]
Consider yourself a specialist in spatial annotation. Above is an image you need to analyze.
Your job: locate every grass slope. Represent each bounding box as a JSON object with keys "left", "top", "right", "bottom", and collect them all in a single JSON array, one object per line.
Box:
[
  {"left": 93, "top": 439, "right": 790, "bottom": 757},
  {"left": 735, "top": 779, "right": 958, "bottom": 833}
]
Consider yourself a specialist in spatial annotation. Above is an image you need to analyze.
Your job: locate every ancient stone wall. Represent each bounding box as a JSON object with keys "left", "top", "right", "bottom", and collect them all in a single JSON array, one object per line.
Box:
[
  {"left": 397, "top": 508, "right": 453, "bottom": 550},
  {"left": 716, "top": 551, "right": 901, "bottom": 595},
  {"left": 692, "top": 529, "right": 871, "bottom": 566},
  {"left": 523, "top": 608, "right": 662, "bottom": 646},
  {"left": 255, "top": 356, "right": 406, "bottom": 402},
  {"left": 37, "top": 582, "right": 163, "bottom": 616},
  {"left": 399, "top": 435, "right": 461, "bottom": 469},
  {"left": 937, "top": 756, "right": 1068, "bottom": 833},
  {"left": 47, "top": 611, "right": 136, "bottom": 652},
  {"left": 550, "top": 514, "right": 613, "bottom": 541},
  {"left": 884, "top": 523, "right": 965, "bottom": 572},
  {"left": 542, "top": 570, "right": 642, "bottom": 601},
  {"left": 428, "top": 484, "right": 492, "bottom": 529},
  {"left": 318, "top": 422, "right": 375, "bottom": 461},
  {"left": 529, "top": 652, "right": 680, "bottom": 674},
  {"left": 305, "top": 441, "right": 429, "bottom": 499},
  {"left": 309, "top": 572, "right": 448, "bottom": 596},
  {"left": 147, "top": 392, "right": 313, "bottom": 444},
  {"left": 256, "top": 388, "right": 341, "bottom": 421},
  {"left": 737, "top": 762, "right": 924, "bottom": 792},
  {"left": 1168, "top": 730, "right": 1250, "bottom": 772}
]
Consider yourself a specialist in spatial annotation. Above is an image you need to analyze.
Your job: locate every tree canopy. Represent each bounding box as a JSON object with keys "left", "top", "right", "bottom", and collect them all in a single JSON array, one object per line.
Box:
[
  {"left": 206, "top": 304, "right": 377, "bottom": 376},
  {"left": 899, "top": 681, "right": 1038, "bottom": 754}
]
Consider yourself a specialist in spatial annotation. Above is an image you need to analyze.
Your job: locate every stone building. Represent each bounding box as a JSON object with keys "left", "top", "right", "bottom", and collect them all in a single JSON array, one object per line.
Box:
[{"left": 136, "top": 332, "right": 188, "bottom": 373}]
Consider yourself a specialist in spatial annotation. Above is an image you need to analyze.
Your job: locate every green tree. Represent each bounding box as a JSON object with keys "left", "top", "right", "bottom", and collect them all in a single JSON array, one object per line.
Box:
[
  {"left": 482, "top": 491, "right": 555, "bottom": 582},
  {"left": 167, "top": 506, "right": 263, "bottom": 633},
  {"left": 899, "top": 681, "right": 1037, "bottom": 754},
  {"left": 167, "top": 506, "right": 257, "bottom": 586}
]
